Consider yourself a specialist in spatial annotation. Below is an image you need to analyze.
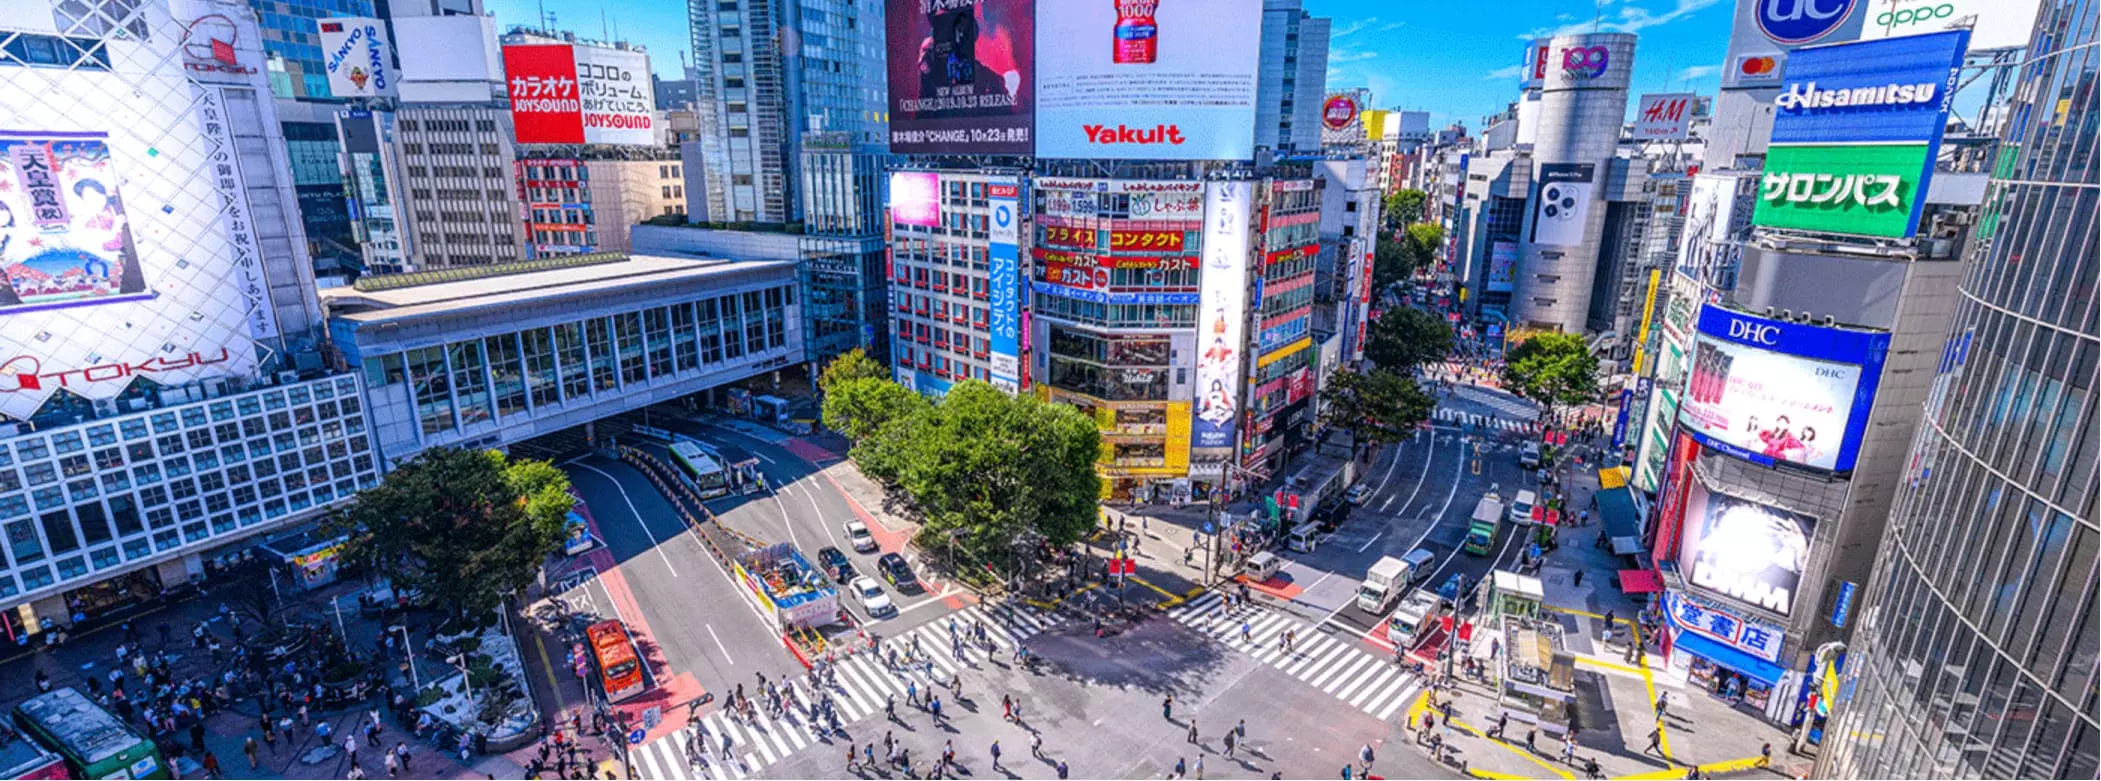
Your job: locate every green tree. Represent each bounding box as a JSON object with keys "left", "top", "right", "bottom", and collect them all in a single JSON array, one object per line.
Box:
[
  {"left": 1383, "top": 188, "right": 1427, "bottom": 226},
  {"left": 817, "top": 348, "right": 889, "bottom": 396},
  {"left": 885, "top": 382, "right": 1101, "bottom": 567},
  {"left": 324, "top": 448, "right": 571, "bottom": 620},
  {"left": 1372, "top": 222, "right": 1447, "bottom": 291},
  {"left": 1366, "top": 307, "right": 1455, "bottom": 373},
  {"left": 1320, "top": 369, "right": 1437, "bottom": 450},
  {"left": 1501, "top": 333, "right": 1600, "bottom": 418},
  {"left": 1403, "top": 222, "right": 1445, "bottom": 273},
  {"left": 823, "top": 376, "right": 931, "bottom": 442}
]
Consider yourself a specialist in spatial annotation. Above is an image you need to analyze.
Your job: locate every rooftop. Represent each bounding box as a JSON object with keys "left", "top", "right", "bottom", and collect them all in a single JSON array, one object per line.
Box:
[{"left": 322, "top": 253, "right": 792, "bottom": 325}]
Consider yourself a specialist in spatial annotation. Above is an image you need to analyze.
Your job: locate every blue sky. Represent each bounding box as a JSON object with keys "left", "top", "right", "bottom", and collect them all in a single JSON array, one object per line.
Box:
[{"left": 479, "top": 0, "right": 1740, "bottom": 132}]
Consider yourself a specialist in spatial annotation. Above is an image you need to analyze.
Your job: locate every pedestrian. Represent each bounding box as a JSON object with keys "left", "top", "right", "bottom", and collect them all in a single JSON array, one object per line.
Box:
[
  {"left": 1759, "top": 741, "right": 1772, "bottom": 768},
  {"left": 1526, "top": 727, "right": 1537, "bottom": 753},
  {"left": 1224, "top": 729, "right": 1237, "bottom": 758},
  {"left": 1187, "top": 722, "right": 1198, "bottom": 744},
  {"left": 1174, "top": 757, "right": 1186, "bottom": 779},
  {"left": 1031, "top": 733, "right": 1043, "bottom": 759},
  {"left": 990, "top": 739, "right": 1002, "bottom": 771},
  {"left": 1359, "top": 743, "right": 1374, "bottom": 773},
  {"left": 1573, "top": 569, "right": 1585, "bottom": 586},
  {"left": 1162, "top": 695, "right": 1173, "bottom": 721},
  {"left": 261, "top": 726, "right": 277, "bottom": 756},
  {"left": 1646, "top": 727, "right": 1662, "bottom": 755},
  {"left": 1585, "top": 756, "right": 1602, "bottom": 779},
  {"left": 1195, "top": 754, "right": 1204, "bottom": 780},
  {"left": 1236, "top": 719, "right": 1246, "bottom": 741},
  {"left": 202, "top": 751, "right": 222, "bottom": 779},
  {"left": 243, "top": 737, "right": 260, "bottom": 770},
  {"left": 1057, "top": 759, "right": 1070, "bottom": 779},
  {"left": 190, "top": 719, "right": 208, "bottom": 752},
  {"left": 384, "top": 750, "right": 400, "bottom": 778},
  {"left": 395, "top": 742, "right": 411, "bottom": 773},
  {"left": 1002, "top": 694, "right": 1013, "bottom": 721},
  {"left": 1491, "top": 713, "right": 1508, "bottom": 740},
  {"left": 345, "top": 734, "right": 360, "bottom": 765}
]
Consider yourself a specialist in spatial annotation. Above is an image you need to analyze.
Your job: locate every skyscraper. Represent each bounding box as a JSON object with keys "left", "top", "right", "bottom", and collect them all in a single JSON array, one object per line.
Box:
[
  {"left": 1253, "top": 0, "right": 1330, "bottom": 158},
  {"left": 1814, "top": 3, "right": 2099, "bottom": 777}
]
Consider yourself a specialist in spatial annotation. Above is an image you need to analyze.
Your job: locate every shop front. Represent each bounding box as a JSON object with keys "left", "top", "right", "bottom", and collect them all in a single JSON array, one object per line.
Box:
[
  {"left": 1662, "top": 588, "right": 1788, "bottom": 717},
  {"left": 259, "top": 530, "right": 350, "bottom": 591}
]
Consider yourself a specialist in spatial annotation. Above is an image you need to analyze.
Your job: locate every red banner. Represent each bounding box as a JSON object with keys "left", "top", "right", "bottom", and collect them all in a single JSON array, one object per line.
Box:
[
  {"left": 1266, "top": 244, "right": 1317, "bottom": 264},
  {"left": 1039, "top": 261, "right": 1109, "bottom": 290},
  {"left": 1033, "top": 248, "right": 1192, "bottom": 270},
  {"left": 1109, "top": 229, "right": 1184, "bottom": 252},
  {"left": 503, "top": 44, "right": 585, "bottom": 144}
]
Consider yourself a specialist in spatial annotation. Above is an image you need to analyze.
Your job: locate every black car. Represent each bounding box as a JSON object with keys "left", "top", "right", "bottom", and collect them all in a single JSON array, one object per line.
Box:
[
  {"left": 816, "top": 546, "right": 854, "bottom": 584},
  {"left": 1314, "top": 498, "right": 1351, "bottom": 532},
  {"left": 877, "top": 553, "right": 920, "bottom": 592}
]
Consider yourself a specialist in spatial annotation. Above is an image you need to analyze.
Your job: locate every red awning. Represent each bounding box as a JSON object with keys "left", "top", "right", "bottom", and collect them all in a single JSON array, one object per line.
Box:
[
  {"left": 1544, "top": 508, "right": 1562, "bottom": 527},
  {"left": 1619, "top": 569, "right": 1664, "bottom": 594}
]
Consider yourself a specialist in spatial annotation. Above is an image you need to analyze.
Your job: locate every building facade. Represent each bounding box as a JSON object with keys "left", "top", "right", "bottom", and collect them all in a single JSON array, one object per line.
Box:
[
  {"left": 888, "top": 170, "right": 1022, "bottom": 396},
  {"left": 1253, "top": 0, "right": 1331, "bottom": 159},
  {"left": 1512, "top": 32, "right": 1636, "bottom": 334},
  {"left": 1816, "top": 2, "right": 2099, "bottom": 776}
]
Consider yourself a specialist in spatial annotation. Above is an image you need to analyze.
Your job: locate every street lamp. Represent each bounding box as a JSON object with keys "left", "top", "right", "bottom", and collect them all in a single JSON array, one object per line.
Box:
[{"left": 390, "top": 624, "right": 420, "bottom": 690}]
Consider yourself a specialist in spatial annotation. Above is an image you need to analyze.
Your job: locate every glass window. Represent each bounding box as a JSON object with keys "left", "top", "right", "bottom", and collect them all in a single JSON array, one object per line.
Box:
[
  {"left": 486, "top": 334, "right": 526, "bottom": 419},
  {"left": 6, "top": 519, "right": 44, "bottom": 564},
  {"left": 406, "top": 345, "right": 455, "bottom": 437},
  {"left": 586, "top": 317, "right": 618, "bottom": 392},
  {"left": 450, "top": 340, "right": 492, "bottom": 426},
  {"left": 40, "top": 511, "right": 78, "bottom": 554},
  {"left": 615, "top": 311, "right": 646, "bottom": 385},
  {"left": 522, "top": 328, "right": 559, "bottom": 408}
]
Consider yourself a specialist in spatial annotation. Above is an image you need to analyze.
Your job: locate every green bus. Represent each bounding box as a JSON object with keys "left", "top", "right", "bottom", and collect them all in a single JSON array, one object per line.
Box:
[
  {"left": 669, "top": 440, "right": 731, "bottom": 498},
  {"left": 14, "top": 688, "right": 168, "bottom": 779}
]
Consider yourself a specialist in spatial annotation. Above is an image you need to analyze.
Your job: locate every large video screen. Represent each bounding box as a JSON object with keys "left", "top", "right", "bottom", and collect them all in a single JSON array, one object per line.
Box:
[
  {"left": 0, "top": 133, "right": 150, "bottom": 313},
  {"left": 1033, "top": 0, "right": 1262, "bottom": 160},
  {"left": 885, "top": 0, "right": 1034, "bottom": 155},
  {"left": 1679, "top": 476, "right": 1816, "bottom": 617},
  {"left": 1678, "top": 304, "right": 1888, "bottom": 473}
]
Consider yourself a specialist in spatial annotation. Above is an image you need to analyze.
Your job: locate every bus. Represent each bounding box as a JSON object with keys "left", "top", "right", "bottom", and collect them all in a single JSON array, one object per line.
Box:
[
  {"left": 669, "top": 441, "right": 730, "bottom": 498},
  {"left": 586, "top": 620, "right": 647, "bottom": 702},
  {"left": 14, "top": 688, "right": 168, "bottom": 779}
]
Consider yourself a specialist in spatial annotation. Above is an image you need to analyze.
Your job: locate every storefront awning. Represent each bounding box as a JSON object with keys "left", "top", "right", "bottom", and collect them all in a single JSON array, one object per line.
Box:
[
  {"left": 1618, "top": 569, "right": 1663, "bottom": 594},
  {"left": 1671, "top": 627, "right": 1785, "bottom": 687}
]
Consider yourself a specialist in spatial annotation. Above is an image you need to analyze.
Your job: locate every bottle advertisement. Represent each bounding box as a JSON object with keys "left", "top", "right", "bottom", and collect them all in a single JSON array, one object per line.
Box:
[{"left": 1034, "top": 0, "right": 1263, "bottom": 161}]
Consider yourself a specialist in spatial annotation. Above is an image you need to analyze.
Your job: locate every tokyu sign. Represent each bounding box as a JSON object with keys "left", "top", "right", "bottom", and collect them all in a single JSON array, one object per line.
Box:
[{"left": 1752, "top": 144, "right": 1927, "bottom": 237}]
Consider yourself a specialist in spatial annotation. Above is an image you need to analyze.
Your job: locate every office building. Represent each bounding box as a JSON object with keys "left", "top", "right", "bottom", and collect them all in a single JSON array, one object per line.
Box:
[
  {"left": 0, "top": 0, "right": 376, "bottom": 631},
  {"left": 1254, "top": 0, "right": 1331, "bottom": 159},
  {"left": 1512, "top": 32, "right": 1636, "bottom": 334},
  {"left": 514, "top": 155, "right": 687, "bottom": 258},
  {"left": 1816, "top": 3, "right": 2098, "bottom": 776},
  {"left": 888, "top": 170, "right": 1023, "bottom": 396},
  {"left": 683, "top": 0, "right": 888, "bottom": 223}
]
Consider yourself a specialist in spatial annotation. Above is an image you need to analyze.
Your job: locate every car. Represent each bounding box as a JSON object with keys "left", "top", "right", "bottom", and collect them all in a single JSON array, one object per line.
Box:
[
  {"left": 1315, "top": 498, "right": 1352, "bottom": 532},
  {"left": 816, "top": 546, "right": 854, "bottom": 584},
  {"left": 877, "top": 553, "right": 920, "bottom": 591},
  {"left": 844, "top": 520, "right": 878, "bottom": 553},
  {"left": 1437, "top": 573, "right": 1468, "bottom": 607},
  {"left": 1518, "top": 442, "right": 1544, "bottom": 470},
  {"left": 849, "top": 576, "right": 895, "bottom": 618},
  {"left": 1345, "top": 484, "right": 1373, "bottom": 505}
]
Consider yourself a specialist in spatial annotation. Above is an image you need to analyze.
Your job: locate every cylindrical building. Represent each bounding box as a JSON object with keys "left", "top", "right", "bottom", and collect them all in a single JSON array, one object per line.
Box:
[
  {"left": 1814, "top": 2, "right": 2099, "bottom": 777},
  {"left": 1513, "top": 32, "right": 1636, "bottom": 333}
]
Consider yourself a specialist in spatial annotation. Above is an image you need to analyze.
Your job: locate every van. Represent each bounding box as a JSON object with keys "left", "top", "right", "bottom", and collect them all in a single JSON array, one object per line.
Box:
[
  {"left": 1508, "top": 489, "right": 1538, "bottom": 525},
  {"left": 1287, "top": 522, "right": 1322, "bottom": 553},
  {"left": 1244, "top": 551, "right": 1283, "bottom": 582},
  {"left": 1399, "top": 548, "right": 1436, "bottom": 587},
  {"left": 1519, "top": 442, "right": 1543, "bottom": 470}
]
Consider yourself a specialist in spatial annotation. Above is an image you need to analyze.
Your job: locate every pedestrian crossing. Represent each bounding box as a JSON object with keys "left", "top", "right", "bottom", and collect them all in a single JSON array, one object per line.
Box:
[
  {"left": 1166, "top": 592, "right": 1421, "bottom": 722},
  {"left": 625, "top": 602, "right": 1049, "bottom": 780},
  {"left": 1433, "top": 407, "right": 1536, "bottom": 432}
]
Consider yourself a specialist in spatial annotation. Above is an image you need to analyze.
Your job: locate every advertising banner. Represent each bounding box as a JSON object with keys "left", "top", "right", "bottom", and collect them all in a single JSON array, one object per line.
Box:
[
  {"left": 1634, "top": 93, "right": 1697, "bottom": 140},
  {"left": 1752, "top": 143, "right": 1931, "bottom": 238},
  {"left": 318, "top": 17, "right": 395, "bottom": 97},
  {"left": 1539, "top": 33, "right": 1635, "bottom": 91},
  {"left": 889, "top": 171, "right": 941, "bottom": 227},
  {"left": 1769, "top": 31, "right": 1966, "bottom": 146},
  {"left": 987, "top": 180, "right": 1022, "bottom": 390},
  {"left": 1679, "top": 304, "right": 1889, "bottom": 473},
  {"left": 1487, "top": 241, "right": 1517, "bottom": 292},
  {"left": 1033, "top": 249, "right": 1194, "bottom": 271},
  {"left": 885, "top": 0, "right": 1033, "bottom": 155},
  {"left": 1108, "top": 229, "right": 1186, "bottom": 252},
  {"left": 1529, "top": 163, "right": 1595, "bottom": 246},
  {"left": 1028, "top": 281, "right": 1197, "bottom": 305},
  {"left": 1678, "top": 477, "right": 1817, "bottom": 618},
  {"left": 1035, "top": 0, "right": 1262, "bottom": 160},
  {"left": 1860, "top": 0, "right": 2041, "bottom": 50},
  {"left": 1652, "top": 431, "right": 1700, "bottom": 568},
  {"left": 1520, "top": 38, "right": 1550, "bottom": 89},
  {"left": 504, "top": 44, "right": 656, "bottom": 145},
  {"left": 0, "top": 133, "right": 150, "bottom": 314},
  {"left": 1320, "top": 89, "right": 1368, "bottom": 146},
  {"left": 1191, "top": 182, "right": 1251, "bottom": 457},
  {"left": 1040, "top": 224, "right": 1100, "bottom": 250},
  {"left": 1128, "top": 190, "right": 1203, "bottom": 221},
  {"left": 1720, "top": 0, "right": 1866, "bottom": 90},
  {"left": 1665, "top": 589, "right": 1787, "bottom": 663},
  {"left": 191, "top": 87, "right": 281, "bottom": 342}
]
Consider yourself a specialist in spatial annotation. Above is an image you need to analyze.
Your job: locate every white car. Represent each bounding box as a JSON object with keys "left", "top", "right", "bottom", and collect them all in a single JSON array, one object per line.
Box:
[
  {"left": 1345, "top": 484, "right": 1373, "bottom": 505},
  {"left": 845, "top": 520, "right": 878, "bottom": 552},
  {"left": 850, "top": 576, "right": 895, "bottom": 618}
]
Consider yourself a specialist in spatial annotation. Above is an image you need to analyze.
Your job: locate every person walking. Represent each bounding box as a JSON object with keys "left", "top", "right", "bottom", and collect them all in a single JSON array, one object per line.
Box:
[
  {"left": 201, "top": 751, "right": 222, "bottom": 779},
  {"left": 1031, "top": 733, "right": 1043, "bottom": 759},
  {"left": 394, "top": 742, "right": 411, "bottom": 774},
  {"left": 1187, "top": 721, "right": 1199, "bottom": 744},
  {"left": 1759, "top": 741, "right": 1773, "bottom": 768},
  {"left": 1162, "top": 695, "right": 1173, "bottom": 721},
  {"left": 243, "top": 737, "right": 260, "bottom": 770},
  {"left": 1173, "top": 756, "right": 1186, "bottom": 779},
  {"left": 990, "top": 739, "right": 1002, "bottom": 771},
  {"left": 1057, "top": 759, "right": 1069, "bottom": 779},
  {"left": 1223, "top": 729, "right": 1237, "bottom": 758},
  {"left": 1646, "top": 727, "right": 1664, "bottom": 755},
  {"left": 383, "top": 749, "right": 400, "bottom": 778}
]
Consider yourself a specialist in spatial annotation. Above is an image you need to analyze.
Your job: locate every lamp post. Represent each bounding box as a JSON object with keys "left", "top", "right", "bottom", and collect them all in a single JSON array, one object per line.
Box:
[{"left": 390, "top": 624, "right": 420, "bottom": 690}]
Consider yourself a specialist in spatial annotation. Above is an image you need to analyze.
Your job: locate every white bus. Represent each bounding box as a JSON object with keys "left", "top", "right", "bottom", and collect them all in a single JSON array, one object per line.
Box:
[{"left": 668, "top": 441, "right": 730, "bottom": 498}]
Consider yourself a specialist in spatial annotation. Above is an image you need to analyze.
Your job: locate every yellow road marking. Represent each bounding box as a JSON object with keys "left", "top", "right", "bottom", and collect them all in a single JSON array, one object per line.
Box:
[
  {"left": 532, "top": 622, "right": 569, "bottom": 715},
  {"left": 1407, "top": 688, "right": 1575, "bottom": 780}
]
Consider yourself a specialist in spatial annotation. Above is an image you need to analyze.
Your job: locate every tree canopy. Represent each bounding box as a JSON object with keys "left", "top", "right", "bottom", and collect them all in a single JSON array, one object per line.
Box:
[
  {"left": 1320, "top": 369, "right": 1437, "bottom": 449},
  {"left": 1501, "top": 333, "right": 1600, "bottom": 413},
  {"left": 823, "top": 376, "right": 932, "bottom": 442},
  {"left": 1383, "top": 188, "right": 1427, "bottom": 226},
  {"left": 1367, "top": 306, "right": 1455, "bottom": 373},
  {"left": 817, "top": 348, "right": 889, "bottom": 396},
  {"left": 324, "top": 448, "right": 571, "bottom": 620},
  {"left": 1373, "top": 222, "right": 1446, "bottom": 291}
]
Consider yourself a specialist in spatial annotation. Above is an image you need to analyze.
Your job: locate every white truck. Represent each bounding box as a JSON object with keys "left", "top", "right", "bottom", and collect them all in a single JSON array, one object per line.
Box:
[
  {"left": 1357, "top": 556, "right": 1410, "bottom": 614},
  {"left": 1387, "top": 589, "right": 1445, "bottom": 649}
]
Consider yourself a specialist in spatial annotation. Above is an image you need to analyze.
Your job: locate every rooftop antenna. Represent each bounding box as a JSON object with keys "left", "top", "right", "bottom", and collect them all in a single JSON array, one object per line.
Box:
[
  {"left": 601, "top": 9, "right": 608, "bottom": 40},
  {"left": 536, "top": 0, "right": 545, "bottom": 30}
]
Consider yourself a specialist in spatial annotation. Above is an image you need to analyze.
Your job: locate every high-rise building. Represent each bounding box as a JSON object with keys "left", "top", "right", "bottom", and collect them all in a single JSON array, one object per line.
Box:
[
  {"left": 1254, "top": 0, "right": 1330, "bottom": 159},
  {"left": 1512, "top": 32, "right": 1636, "bottom": 334},
  {"left": 683, "top": 0, "right": 887, "bottom": 223},
  {"left": 0, "top": 0, "right": 377, "bottom": 631},
  {"left": 888, "top": 170, "right": 1023, "bottom": 396},
  {"left": 514, "top": 156, "right": 688, "bottom": 258},
  {"left": 1815, "top": 3, "right": 2099, "bottom": 777}
]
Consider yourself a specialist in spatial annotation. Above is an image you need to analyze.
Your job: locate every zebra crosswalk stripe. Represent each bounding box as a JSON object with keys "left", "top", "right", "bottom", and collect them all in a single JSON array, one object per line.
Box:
[{"left": 1166, "top": 598, "right": 1421, "bottom": 723}]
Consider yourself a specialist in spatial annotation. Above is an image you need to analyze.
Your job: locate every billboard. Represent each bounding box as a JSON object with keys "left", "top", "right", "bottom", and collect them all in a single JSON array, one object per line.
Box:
[
  {"left": 175, "top": 7, "right": 264, "bottom": 84},
  {"left": 1529, "top": 163, "right": 1595, "bottom": 246},
  {"left": 318, "top": 17, "right": 395, "bottom": 97},
  {"left": 885, "top": 0, "right": 1033, "bottom": 155},
  {"left": 1035, "top": 0, "right": 1262, "bottom": 160},
  {"left": 1539, "top": 33, "right": 1635, "bottom": 91},
  {"left": 503, "top": 44, "right": 656, "bottom": 146},
  {"left": 1679, "top": 304, "right": 1890, "bottom": 473},
  {"left": 1769, "top": 31, "right": 1966, "bottom": 146},
  {"left": 1486, "top": 241, "right": 1517, "bottom": 292},
  {"left": 1677, "top": 173, "right": 1742, "bottom": 280},
  {"left": 1633, "top": 93, "right": 1697, "bottom": 140},
  {"left": 1720, "top": 0, "right": 1866, "bottom": 89},
  {"left": 1752, "top": 143, "right": 1932, "bottom": 238},
  {"left": 1665, "top": 589, "right": 1788, "bottom": 663},
  {"left": 889, "top": 171, "right": 941, "bottom": 227},
  {"left": 0, "top": 133, "right": 150, "bottom": 314},
  {"left": 1678, "top": 477, "right": 1817, "bottom": 618},
  {"left": 1860, "top": 0, "right": 2041, "bottom": 51},
  {"left": 1320, "top": 89, "right": 1368, "bottom": 146},
  {"left": 1520, "top": 38, "right": 1551, "bottom": 89},
  {"left": 1191, "top": 181, "right": 1251, "bottom": 457},
  {"left": 987, "top": 179, "right": 1022, "bottom": 390}
]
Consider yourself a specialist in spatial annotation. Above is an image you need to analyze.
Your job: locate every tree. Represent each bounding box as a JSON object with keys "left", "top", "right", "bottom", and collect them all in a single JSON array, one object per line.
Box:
[
  {"left": 1372, "top": 222, "right": 1447, "bottom": 291},
  {"left": 1501, "top": 333, "right": 1600, "bottom": 418},
  {"left": 324, "top": 448, "right": 571, "bottom": 621},
  {"left": 823, "top": 376, "right": 931, "bottom": 442},
  {"left": 1366, "top": 307, "right": 1454, "bottom": 373},
  {"left": 1320, "top": 369, "right": 1437, "bottom": 450},
  {"left": 817, "top": 348, "right": 888, "bottom": 396},
  {"left": 1402, "top": 222, "right": 1445, "bottom": 274},
  {"left": 1383, "top": 188, "right": 1427, "bottom": 226}
]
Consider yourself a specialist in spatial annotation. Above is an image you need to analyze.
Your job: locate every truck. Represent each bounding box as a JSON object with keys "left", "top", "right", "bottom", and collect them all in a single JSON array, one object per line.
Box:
[
  {"left": 1386, "top": 589, "right": 1445, "bottom": 649},
  {"left": 1464, "top": 492, "right": 1505, "bottom": 555},
  {"left": 1357, "top": 556, "right": 1410, "bottom": 614}
]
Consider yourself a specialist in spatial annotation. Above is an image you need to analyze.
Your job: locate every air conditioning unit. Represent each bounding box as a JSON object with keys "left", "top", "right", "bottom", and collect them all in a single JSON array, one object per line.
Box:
[
  {"left": 93, "top": 398, "right": 118, "bottom": 417},
  {"left": 277, "top": 371, "right": 300, "bottom": 386}
]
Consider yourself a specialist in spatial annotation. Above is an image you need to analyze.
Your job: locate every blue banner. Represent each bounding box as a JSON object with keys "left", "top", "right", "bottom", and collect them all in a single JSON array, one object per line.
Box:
[
  {"left": 987, "top": 181, "right": 1022, "bottom": 390},
  {"left": 1831, "top": 581, "right": 1857, "bottom": 628},
  {"left": 1770, "top": 31, "right": 1969, "bottom": 146}
]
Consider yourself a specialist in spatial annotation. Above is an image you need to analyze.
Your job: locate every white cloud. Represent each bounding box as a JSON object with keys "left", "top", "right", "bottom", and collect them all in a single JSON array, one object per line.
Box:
[
  {"left": 1333, "top": 17, "right": 1382, "bottom": 38},
  {"left": 1677, "top": 64, "right": 1720, "bottom": 81},
  {"left": 1516, "top": 0, "right": 1725, "bottom": 39},
  {"left": 1378, "top": 21, "right": 1407, "bottom": 31},
  {"left": 1483, "top": 64, "right": 1525, "bottom": 81},
  {"left": 1330, "top": 50, "right": 1380, "bottom": 64}
]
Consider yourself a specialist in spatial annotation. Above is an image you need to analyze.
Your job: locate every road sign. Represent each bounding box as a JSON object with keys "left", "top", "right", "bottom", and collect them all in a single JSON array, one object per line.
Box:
[
  {"left": 627, "top": 729, "right": 646, "bottom": 746},
  {"left": 642, "top": 706, "right": 661, "bottom": 730}
]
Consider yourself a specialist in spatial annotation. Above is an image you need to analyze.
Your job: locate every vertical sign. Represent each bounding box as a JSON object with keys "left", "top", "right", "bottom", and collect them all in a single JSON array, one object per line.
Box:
[
  {"left": 1192, "top": 181, "right": 1251, "bottom": 460},
  {"left": 192, "top": 86, "right": 280, "bottom": 341},
  {"left": 987, "top": 179, "right": 1022, "bottom": 391},
  {"left": 1831, "top": 580, "right": 1857, "bottom": 628}
]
